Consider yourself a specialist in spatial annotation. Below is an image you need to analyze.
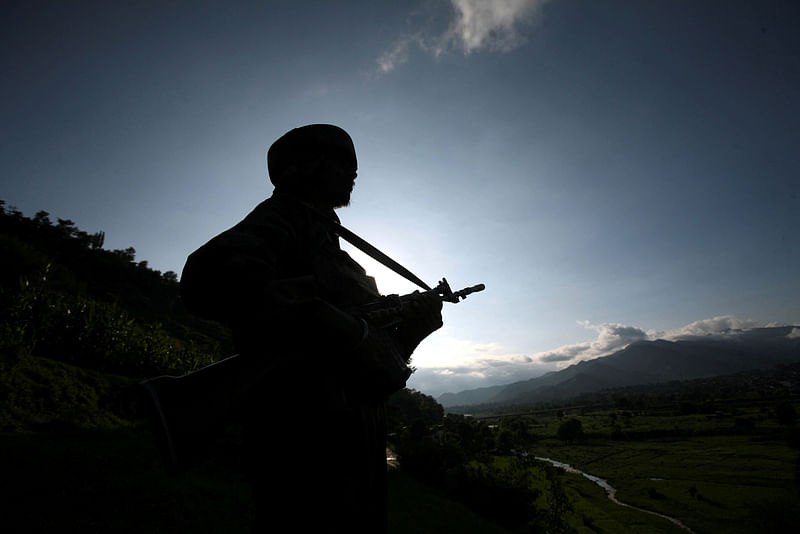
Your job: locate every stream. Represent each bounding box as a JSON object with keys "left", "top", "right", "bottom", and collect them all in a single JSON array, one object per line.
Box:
[{"left": 534, "top": 456, "right": 694, "bottom": 532}]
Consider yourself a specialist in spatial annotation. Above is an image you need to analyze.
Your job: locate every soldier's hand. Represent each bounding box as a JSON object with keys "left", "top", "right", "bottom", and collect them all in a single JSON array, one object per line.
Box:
[{"left": 397, "top": 292, "right": 443, "bottom": 354}]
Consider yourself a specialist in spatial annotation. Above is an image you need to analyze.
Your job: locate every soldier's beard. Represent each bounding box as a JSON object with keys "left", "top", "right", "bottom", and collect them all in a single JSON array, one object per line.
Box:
[
  {"left": 295, "top": 175, "right": 353, "bottom": 209},
  {"left": 331, "top": 183, "right": 354, "bottom": 209},
  {"left": 333, "top": 192, "right": 351, "bottom": 209}
]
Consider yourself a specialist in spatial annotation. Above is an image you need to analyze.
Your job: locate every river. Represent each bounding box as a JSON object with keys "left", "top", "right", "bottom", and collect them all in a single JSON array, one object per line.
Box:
[{"left": 534, "top": 456, "right": 694, "bottom": 532}]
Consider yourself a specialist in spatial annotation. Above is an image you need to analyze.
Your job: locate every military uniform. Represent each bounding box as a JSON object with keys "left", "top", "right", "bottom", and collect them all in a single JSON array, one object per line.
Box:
[{"left": 181, "top": 191, "right": 392, "bottom": 533}]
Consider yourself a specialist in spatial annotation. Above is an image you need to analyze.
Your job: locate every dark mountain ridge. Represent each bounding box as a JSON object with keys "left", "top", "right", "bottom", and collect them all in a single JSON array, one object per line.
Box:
[{"left": 439, "top": 327, "right": 800, "bottom": 408}]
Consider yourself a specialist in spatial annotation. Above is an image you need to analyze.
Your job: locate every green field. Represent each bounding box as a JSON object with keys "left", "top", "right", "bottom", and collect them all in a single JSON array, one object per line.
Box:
[{"left": 497, "top": 406, "right": 800, "bottom": 534}]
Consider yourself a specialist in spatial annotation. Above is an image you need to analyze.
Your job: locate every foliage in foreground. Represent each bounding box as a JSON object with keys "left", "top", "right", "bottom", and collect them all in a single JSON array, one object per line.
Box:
[
  {"left": 0, "top": 348, "right": 136, "bottom": 432},
  {"left": 0, "top": 202, "right": 232, "bottom": 380},
  {"left": 1, "top": 267, "right": 220, "bottom": 379}
]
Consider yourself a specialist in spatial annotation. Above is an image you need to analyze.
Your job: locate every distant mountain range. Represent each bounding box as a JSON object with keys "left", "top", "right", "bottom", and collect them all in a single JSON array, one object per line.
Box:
[{"left": 438, "top": 326, "right": 800, "bottom": 408}]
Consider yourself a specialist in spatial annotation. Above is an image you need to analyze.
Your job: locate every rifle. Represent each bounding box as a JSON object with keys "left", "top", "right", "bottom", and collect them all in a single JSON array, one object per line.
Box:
[
  {"left": 138, "top": 278, "right": 484, "bottom": 475},
  {"left": 353, "top": 278, "right": 485, "bottom": 327}
]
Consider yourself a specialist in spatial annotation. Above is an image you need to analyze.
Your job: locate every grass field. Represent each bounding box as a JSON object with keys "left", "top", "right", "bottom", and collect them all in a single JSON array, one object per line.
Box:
[{"left": 516, "top": 406, "right": 800, "bottom": 534}]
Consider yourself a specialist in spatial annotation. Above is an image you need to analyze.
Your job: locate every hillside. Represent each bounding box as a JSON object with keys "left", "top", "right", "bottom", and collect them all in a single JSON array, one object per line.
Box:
[
  {"left": 0, "top": 202, "right": 233, "bottom": 379},
  {"left": 0, "top": 202, "right": 240, "bottom": 432},
  {"left": 440, "top": 327, "right": 800, "bottom": 408}
]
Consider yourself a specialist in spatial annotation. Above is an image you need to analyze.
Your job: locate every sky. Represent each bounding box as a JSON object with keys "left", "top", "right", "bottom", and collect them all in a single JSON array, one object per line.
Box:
[{"left": 2, "top": 0, "right": 798, "bottom": 397}]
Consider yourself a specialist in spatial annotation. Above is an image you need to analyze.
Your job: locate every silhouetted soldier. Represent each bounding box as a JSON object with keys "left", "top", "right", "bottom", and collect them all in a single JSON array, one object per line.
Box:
[{"left": 179, "top": 124, "right": 443, "bottom": 533}]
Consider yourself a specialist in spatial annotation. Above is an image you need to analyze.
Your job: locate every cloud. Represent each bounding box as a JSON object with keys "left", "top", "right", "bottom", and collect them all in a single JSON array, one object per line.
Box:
[
  {"left": 377, "top": 0, "right": 550, "bottom": 73},
  {"left": 538, "top": 322, "right": 649, "bottom": 363},
  {"left": 651, "top": 315, "right": 759, "bottom": 340},
  {"left": 537, "top": 317, "right": 767, "bottom": 366},
  {"left": 407, "top": 337, "right": 553, "bottom": 397},
  {"left": 377, "top": 35, "right": 418, "bottom": 74},
  {"left": 445, "top": 0, "right": 549, "bottom": 54}
]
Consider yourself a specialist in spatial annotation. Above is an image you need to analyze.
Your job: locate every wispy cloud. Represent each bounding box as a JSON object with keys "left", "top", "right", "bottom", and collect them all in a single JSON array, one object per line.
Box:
[
  {"left": 377, "top": 0, "right": 551, "bottom": 74},
  {"left": 377, "top": 35, "right": 420, "bottom": 75}
]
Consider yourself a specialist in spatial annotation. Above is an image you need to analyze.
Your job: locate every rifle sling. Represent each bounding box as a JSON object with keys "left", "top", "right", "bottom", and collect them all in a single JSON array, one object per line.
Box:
[{"left": 305, "top": 202, "right": 432, "bottom": 291}]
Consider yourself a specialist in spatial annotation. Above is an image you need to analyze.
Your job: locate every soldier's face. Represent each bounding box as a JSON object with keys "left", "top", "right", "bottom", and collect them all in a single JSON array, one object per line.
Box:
[{"left": 320, "top": 156, "right": 357, "bottom": 208}]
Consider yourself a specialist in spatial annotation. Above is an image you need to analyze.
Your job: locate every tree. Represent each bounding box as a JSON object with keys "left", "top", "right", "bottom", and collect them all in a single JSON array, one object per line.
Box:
[
  {"left": 56, "top": 218, "right": 77, "bottom": 237},
  {"left": 113, "top": 247, "right": 136, "bottom": 262},
  {"left": 90, "top": 231, "right": 105, "bottom": 249},
  {"left": 495, "top": 428, "right": 514, "bottom": 453},
  {"left": 499, "top": 416, "right": 531, "bottom": 447},
  {"left": 386, "top": 388, "right": 443, "bottom": 433},
  {"left": 557, "top": 418, "right": 584, "bottom": 442},
  {"left": 34, "top": 210, "right": 51, "bottom": 226}
]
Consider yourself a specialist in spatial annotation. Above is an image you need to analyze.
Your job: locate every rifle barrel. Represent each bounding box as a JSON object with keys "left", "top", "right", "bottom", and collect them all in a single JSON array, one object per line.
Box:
[{"left": 445, "top": 283, "right": 485, "bottom": 302}]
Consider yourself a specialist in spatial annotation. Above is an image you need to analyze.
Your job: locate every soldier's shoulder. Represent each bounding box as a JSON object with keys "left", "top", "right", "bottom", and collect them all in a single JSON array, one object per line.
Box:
[
  {"left": 228, "top": 195, "right": 319, "bottom": 246},
  {"left": 242, "top": 195, "right": 306, "bottom": 225}
]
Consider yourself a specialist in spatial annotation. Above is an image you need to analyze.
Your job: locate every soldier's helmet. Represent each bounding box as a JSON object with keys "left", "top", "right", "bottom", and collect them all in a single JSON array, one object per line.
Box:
[{"left": 267, "top": 124, "right": 357, "bottom": 186}]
